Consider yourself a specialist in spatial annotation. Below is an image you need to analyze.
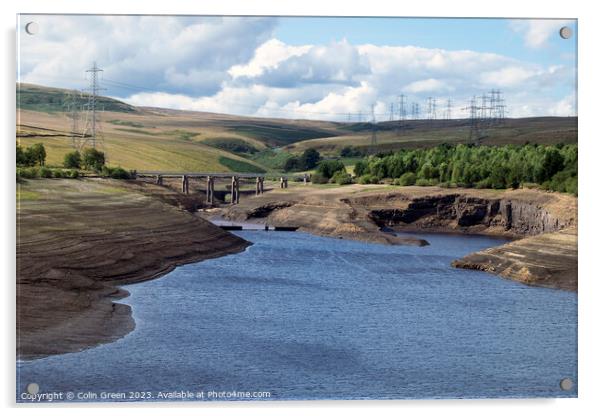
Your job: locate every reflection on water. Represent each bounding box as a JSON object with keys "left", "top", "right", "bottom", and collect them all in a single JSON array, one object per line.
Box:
[{"left": 17, "top": 231, "right": 577, "bottom": 401}]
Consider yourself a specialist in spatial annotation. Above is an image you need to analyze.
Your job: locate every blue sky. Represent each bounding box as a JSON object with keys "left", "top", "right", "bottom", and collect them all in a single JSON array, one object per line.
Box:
[
  {"left": 275, "top": 17, "right": 577, "bottom": 66},
  {"left": 18, "top": 15, "right": 577, "bottom": 119}
]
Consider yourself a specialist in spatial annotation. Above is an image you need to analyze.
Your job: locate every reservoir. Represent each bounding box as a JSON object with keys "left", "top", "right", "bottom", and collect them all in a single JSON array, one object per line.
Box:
[{"left": 17, "top": 231, "right": 577, "bottom": 401}]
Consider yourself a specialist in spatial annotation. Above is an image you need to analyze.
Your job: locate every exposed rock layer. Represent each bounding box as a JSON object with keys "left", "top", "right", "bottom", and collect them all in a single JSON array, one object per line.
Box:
[
  {"left": 17, "top": 179, "right": 249, "bottom": 359},
  {"left": 214, "top": 185, "right": 577, "bottom": 291}
]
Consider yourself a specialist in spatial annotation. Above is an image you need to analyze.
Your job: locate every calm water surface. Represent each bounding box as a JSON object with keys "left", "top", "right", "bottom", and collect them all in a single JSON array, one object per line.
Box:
[{"left": 17, "top": 231, "right": 577, "bottom": 401}]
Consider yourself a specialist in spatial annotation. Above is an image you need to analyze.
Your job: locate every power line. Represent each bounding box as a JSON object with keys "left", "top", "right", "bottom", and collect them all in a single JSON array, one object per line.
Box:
[{"left": 81, "top": 62, "right": 106, "bottom": 151}]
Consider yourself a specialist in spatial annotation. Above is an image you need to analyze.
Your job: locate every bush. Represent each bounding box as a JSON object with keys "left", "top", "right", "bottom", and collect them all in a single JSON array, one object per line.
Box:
[
  {"left": 82, "top": 148, "right": 106, "bottom": 171},
  {"left": 415, "top": 178, "right": 438, "bottom": 187},
  {"left": 53, "top": 169, "right": 65, "bottom": 178},
  {"left": 316, "top": 159, "right": 346, "bottom": 179},
  {"left": 67, "top": 169, "right": 79, "bottom": 179},
  {"left": 39, "top": 167, "right": 52, "bottom": 178},
  {"left": 359, "top": 174, "right": 379, "bottom": 184},
  {"left": 63, "top": 151, "right": 82, "bottom": 169},
  {"left": 283, "top": 156, "right": 300, "bottom": 172},
  {"left": 101, "top": 166, "right": 131, "bottom": 179},
  {"left": 397, "top": 172, "right": 417, "bottom": 186},
  {"left": 311, "top": 172, "right": 329, "bottom": 184},
  {"left": 331, "top": 170, "right": 353, "bottom": 185},
  {"left": 109, "top": 167, "right": 131, "bottom": 179},
  {"left": 18, "top": 167, "right": 39, "bottom": 179}
]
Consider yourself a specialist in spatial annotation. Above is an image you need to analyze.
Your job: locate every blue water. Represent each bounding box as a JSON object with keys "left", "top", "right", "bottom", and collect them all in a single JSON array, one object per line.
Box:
[{"left": 17, "top": 231, "right": 577, "bottom": 402}]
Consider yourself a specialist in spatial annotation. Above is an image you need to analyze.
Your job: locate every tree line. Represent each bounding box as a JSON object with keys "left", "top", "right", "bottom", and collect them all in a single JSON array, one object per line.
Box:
[
  {"left": 17, "top": 143, "right": 132, "bottom": 180},
  {"left": 352, "top": 143, "right": 577, "bottom": 195}
]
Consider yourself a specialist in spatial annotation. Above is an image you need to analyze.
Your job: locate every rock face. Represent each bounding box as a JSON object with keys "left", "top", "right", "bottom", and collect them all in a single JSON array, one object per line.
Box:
[
  {"left": 214, "top": 185, "right": 577, "bottom": 291},
  {"left": 368, "top": 194, "right": 574, "bottom": 237},
  {"left": 452, "top": 228, "right": 578, "bottom": 291}
]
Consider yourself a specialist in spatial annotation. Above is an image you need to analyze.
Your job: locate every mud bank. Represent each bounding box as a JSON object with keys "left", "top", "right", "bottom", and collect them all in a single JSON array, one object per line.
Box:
[
  {"left": 17, "top": 179, "right": 249, "bottom": 359},
  {"left": 213, "top": 185, "right": 577, "bottom": 291}
]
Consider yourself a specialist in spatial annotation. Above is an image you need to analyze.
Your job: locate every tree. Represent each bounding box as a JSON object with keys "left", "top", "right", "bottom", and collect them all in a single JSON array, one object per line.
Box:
[
  {"left": 299, "top": 149, "right": 321, "bottom": 170},
  {"left": 82, "top": 148, "right": 106, "bottom": 170},
  {"left": 63, "top": 151, "right": 82, "bottom": 169},
  {"left": 27, "top": 143, "right": 46, "bottom": 166},
  {"left": 16, "top": 145, "right": 27, "bottom": 165},
  {"left": 316, "top": 160, "right": 346, "bottom": 179},
  {"left": 283, "top": 156, "right": 300, "bottom": 172}
]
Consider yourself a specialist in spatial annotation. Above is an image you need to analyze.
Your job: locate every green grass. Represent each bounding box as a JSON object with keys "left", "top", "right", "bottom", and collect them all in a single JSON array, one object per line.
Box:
[
  {"left": 115, "top": 128, "right": 158, "bottom": 136},
  {"left": 17, "top": 83, "right": 138, "bottom": 113},
  {"left": 218, "top": 156, "right": 266, "bottom": 173},
  {"left": 169, "top": 130, "right": 199, "bottom": 142},
  {"left": 250, "top": 149, "right": 294, "bottom": 170},
  {"left": 225, "top": 123, "right": 335, "bottom": 146},
  {"left": 204, "top": 137, "right": 259, "bottom": 154},
  {"left": 108, "top": 119, "right": 146, "bottom": 128},
  {"left": 17, "top": 189, "right": 41, "bottom": 201}
]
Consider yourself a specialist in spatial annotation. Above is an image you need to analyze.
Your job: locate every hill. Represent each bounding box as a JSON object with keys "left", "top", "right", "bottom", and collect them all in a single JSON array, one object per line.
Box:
[
  {"left": 17, "top": 83, "right": 139, "bottom": 113},
  {"left": 17, "top": 83, "right": 578, "bottom": 172}
]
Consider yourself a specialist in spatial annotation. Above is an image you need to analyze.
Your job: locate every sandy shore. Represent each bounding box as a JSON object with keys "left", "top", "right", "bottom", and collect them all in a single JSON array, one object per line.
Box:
[
  {"left": 17, "top": 178, "right": 249, "bottom": 359},
  {"left": 208, "top": 184, "right": 577, "bottom": 291}
]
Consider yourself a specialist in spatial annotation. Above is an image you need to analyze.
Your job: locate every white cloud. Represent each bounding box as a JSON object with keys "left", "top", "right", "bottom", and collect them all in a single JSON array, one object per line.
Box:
[
  {"left": 19, "top": 15, "right": 577, "bottom": 120},
  {"left": 228, "top": 39, "right": 312, "bottom": 78},
  {"left": 404, "top": 79, "right": 450, "bottom": 94},
  {"left": 509, "top": 19, "right": 575, "bottom": 49}
]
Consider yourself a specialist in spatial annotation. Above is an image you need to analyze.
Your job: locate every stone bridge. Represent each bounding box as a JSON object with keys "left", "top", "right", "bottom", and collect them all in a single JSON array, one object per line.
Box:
[{"left": 135, "top": 171, "right": 308, "bottom": 205}]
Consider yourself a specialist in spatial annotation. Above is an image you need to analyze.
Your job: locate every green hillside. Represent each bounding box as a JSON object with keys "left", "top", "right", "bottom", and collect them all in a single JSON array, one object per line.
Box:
[{"left": 17, "top": 83, "right": 138, "bottom": 113}]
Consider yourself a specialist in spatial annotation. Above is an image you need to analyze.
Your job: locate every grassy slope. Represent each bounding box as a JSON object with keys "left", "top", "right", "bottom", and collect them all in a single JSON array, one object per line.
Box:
[
  {"left": 17, "top": 83, "right": 578, "bottom": 171},
  {"left": 17, "top": 84, "right": 345, "bottom": 172},
  {"left": 288, "top": 117, "right": 578, "bottom": 155}
]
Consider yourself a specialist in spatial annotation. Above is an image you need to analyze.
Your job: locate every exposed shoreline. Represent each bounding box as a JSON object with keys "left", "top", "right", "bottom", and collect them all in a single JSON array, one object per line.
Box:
[
  {"left": 17, "top": 178, "right": 250, "bottom": 360},
  {"left": 207, "top": 184, "right": 577, "bottom": 292}
]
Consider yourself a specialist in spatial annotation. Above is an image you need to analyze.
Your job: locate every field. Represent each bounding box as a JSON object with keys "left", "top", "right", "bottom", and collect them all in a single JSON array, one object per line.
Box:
[{"left": 17, "top": 83, "right": 577, "bottom": 172}]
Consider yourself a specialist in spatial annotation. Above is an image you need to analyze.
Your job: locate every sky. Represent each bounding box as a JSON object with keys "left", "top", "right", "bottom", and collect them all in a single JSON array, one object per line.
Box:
[{"left": 17, "top": 15, "right": 577, "bottom": 120}]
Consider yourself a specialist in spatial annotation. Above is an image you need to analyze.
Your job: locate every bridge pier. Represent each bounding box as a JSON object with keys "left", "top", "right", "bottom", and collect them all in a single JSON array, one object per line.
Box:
[
  {"left": 303, "top": 173, "right": 308, "bottom": 185},
  {"left": 156, "top": 174, "right": 163, "bottom": 185},
  {"left": 206, "top": 176, "right": 215, "bottom": 204},
  {"left": 230, "top": 176, "right": 240, "bottom": 204},
  {"left": 256, "top": 177, "right": 261, "bottom": 196},
  {"left": 280, "top": 177, "right": 288, "bottom": 189},
  {"left": 181, "top": 175, "right": 189, "bottom": 194}
]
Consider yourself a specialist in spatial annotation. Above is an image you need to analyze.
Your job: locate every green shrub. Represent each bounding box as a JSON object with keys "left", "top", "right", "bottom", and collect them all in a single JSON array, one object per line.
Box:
[
  {"left": 53, "top": 169, "right": 65, "bottom": 178},
  {"left": 100, "top": 166, "right": 130, "bottom": 179},
  {"left": 397, "top": 172, "right": 417, "bottom": 186},
  {"left": 311, "top": 172, "right": 329, "bottom": 184},
  {"left": 18, "top": 167, "right": 39, "bottom": 179},
  {"left": 359, "top": 174, "right": 379, "bottom": 184},
  {"left": 331, "top": 170, "right": 353, "bottom": 185},
  {"left": 415, "top": 178, "right": 438, "bottom": 187},
  {"left": 39, "top": 167, "right": 52, "bottom": 178},
  {"left": 82, "top": 148, "right": 106, "bottom": 171},
  {"left": 109, "top": 167, "right": 131, "bottom": 179},
  {"left": 63, "top": 151, "right": 82, "bottom": 169},
  {"left": 316, "top": 159, "right": 346, "bottom": 179},
  {"left": 67, "top": 169, "right": 79, "bottom": 179}
]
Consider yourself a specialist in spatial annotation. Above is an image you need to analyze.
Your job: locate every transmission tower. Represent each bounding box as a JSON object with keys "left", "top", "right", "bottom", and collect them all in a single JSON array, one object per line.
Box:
[
  {"left": 357, "top": 111, "right": 363, "bottom": 122},
  {"left": 64, "top": 90, "right": 82, "bottom": 150},
  {"left": 464, "top": 96, "right": 482, "bottom": 144},
  {"left": 396, "top": 94, "right": 406, "bottom": 135},
  {"left": 445, "top": 98, "right": 452, "bottom": 120},
  {"left": 81, "top": 62, "right": 106, "bottom": 151},
  {"left": 389, "top": 103, "right": 395, "bottom": 121},
  {"left": 370, "top": 104, "right": 377, "bottom": 147}
]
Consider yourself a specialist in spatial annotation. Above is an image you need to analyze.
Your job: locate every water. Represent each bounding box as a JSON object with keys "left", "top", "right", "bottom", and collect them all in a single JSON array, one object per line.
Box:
[{"left": 17, "top": 231, "right": 577, "bottom": 402}]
